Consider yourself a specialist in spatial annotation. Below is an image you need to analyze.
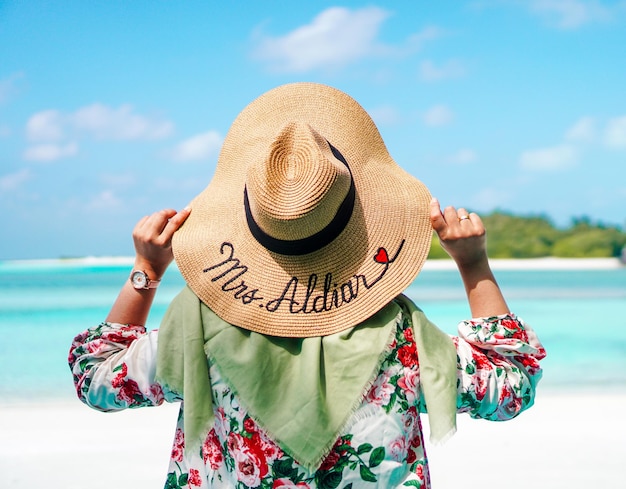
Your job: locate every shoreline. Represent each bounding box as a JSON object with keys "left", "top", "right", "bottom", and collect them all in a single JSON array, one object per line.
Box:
[{"left": 2, "top": 255, "right": 623, "bottom": 271}]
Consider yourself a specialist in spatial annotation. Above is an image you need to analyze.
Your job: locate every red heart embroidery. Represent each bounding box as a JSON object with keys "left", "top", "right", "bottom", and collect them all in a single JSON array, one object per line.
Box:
[{"left": 374, "top": 248, "right": 389, "bottom": 263}]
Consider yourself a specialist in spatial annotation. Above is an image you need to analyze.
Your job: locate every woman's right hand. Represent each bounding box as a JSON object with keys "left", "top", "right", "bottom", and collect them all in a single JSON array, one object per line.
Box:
[{"left": 429, "top": 198, "right": 509, "bottom": 317}]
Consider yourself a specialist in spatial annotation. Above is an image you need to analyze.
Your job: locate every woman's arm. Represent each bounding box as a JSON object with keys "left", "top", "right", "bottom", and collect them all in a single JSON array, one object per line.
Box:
[
  {"left": 429, "top": 198, "right": 545, "bottom": 420},
  {"left": 106, "top": 207, "right": 190, "bottom": 325},
  {"left": 453, "top": 314, "right": 545, "bottom": 420},
  {"left": 69, "top": 207, "right": 190, "bottom": 411}
]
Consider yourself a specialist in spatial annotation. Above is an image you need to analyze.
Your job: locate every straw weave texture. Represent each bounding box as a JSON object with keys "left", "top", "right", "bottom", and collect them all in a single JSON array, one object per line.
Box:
[{"left": 172, "top": 83, "right": 432, "bottom": 337}]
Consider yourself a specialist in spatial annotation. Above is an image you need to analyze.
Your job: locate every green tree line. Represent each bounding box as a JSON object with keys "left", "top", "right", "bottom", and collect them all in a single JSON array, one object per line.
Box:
[{"left": 428, "top": 211, "right": 626, "bottom": 259}]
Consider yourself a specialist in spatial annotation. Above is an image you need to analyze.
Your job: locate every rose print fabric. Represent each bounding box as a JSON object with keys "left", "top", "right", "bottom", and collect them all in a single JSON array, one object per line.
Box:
[{"left": 69, "top": 311, "right": 545, "bottom": 488}]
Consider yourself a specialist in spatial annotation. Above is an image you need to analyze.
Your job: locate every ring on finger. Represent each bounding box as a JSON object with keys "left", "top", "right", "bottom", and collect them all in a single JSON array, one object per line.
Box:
[{"left": 458, "top": 215, "right": 470, "bottom": 221}]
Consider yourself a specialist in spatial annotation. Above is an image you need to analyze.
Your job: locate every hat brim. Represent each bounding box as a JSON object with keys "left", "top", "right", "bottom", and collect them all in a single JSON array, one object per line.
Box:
[{"left": 173, "top": 83, "right": 432, "bottom": 337}]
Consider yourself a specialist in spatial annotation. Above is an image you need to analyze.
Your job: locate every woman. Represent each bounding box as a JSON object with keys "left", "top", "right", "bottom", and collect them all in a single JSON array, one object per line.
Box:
[{"left": 69, "top": 83, "right": 545, "bottom": 489}]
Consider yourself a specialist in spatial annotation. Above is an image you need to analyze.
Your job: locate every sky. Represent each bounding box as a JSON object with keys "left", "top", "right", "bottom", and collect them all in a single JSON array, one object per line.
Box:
[{"left": 1, "top": 0, "right": 625, "bottom": 260}]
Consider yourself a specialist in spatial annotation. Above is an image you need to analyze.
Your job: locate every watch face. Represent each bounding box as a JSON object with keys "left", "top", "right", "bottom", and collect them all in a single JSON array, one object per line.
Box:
[{"left": 131, "top": 270, "right": 147, "bottom": 289}]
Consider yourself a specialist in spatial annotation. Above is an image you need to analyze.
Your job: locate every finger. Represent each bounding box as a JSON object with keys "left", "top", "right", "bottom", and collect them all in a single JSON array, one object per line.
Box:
[
  {"left": 468, "top": 212, "right": 485, "bottom": 234},
  {"left": 161, "top": 207, "right": 191, "bottom": 239},
  {"left": 442, "top": 205, "right": 460, "bottom": 226},
  {"left": 141, "top": 209, "right": 178, "bottom": 235},
  {"left": 132, "top": 210, "right": 177, "bottom": 247},
  {"left": 457, "top": 207, "right": 472, "bottom": 224},
  {"left": 469, "top": 212, "right": 482, "bottom": 225},
  {"left": 133, "top": 214, "right": 150, "bottom": 232},
  {"left": 132, "top": 214, "right": 153, "bottom": 240},
  {"left": 429, "top": 198, "right": 447, "bottom": 233}
]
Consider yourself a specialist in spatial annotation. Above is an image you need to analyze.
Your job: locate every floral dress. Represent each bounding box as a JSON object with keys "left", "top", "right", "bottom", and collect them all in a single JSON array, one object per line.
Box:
[{"left": 69, "top": 311, "right": 545, "bottom": 489}]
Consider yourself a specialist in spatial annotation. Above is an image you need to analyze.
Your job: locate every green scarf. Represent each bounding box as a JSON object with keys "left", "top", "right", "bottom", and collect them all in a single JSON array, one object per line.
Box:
[{"left": 155, "top": 286, "right": 456, "bottom": 471}]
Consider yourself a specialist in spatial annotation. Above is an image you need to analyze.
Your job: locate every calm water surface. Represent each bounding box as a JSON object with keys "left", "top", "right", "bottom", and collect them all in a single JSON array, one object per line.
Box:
[{"left": 1, "top": 261, "right": 625, "bottom": 401}]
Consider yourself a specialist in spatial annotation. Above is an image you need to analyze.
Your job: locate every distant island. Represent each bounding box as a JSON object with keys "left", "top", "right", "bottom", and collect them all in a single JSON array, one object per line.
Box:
[{"left": 427, "top": 211, "right": 626, "bottom": 261}]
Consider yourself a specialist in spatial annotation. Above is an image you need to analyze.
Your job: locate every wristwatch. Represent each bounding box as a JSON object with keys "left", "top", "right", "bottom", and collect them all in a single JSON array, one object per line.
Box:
[{"left": 130, "top": 270, "right": 161, "bottom": 290}]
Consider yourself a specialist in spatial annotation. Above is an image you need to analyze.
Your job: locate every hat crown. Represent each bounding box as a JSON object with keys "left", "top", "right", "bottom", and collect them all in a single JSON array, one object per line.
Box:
[
  {"left": 246, "top": 121, "right": 352, "bottom": 241},
  {"left": 173, "top": 82, "right": 432, "bottom": 337}
]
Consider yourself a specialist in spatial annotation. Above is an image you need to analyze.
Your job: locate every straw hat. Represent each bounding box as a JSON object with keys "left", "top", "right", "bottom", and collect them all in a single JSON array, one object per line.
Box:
[{"left": 172, "top": 82, "right": 432, "bottom": 337}]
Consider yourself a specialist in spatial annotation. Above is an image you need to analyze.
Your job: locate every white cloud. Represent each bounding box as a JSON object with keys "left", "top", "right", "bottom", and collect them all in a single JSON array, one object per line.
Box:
[
  {"left": 26, "top": 110, "right": 65, "bottom": 142},
  {"left": 423, "top": 105, "right": 454, "bottom": 127},
  {"left": 519, "top": 144, "right": 578, "bottom": 171},
  {"left": 171, "top": 131, "right": 223, "bottom": 162},
  {"left": 0, "top": 168, "right": 32, "bottom": 192},
  {"left": 253, "top": 6, "right": 391, "bottom": 72},
  {"left": 604, "top": 115, "right": 626, "bottom": 149},
  {"left": 478, "top": 0, "right": 619, "bottom": 29},
  {"left": 405, "top": 26, "right": 445, "bottom": 51},
  {"left": 25, "top": 104, "right": 174, "bottom": 144},
  {"left": 565, "top": 116, "right": 596, "bottom": 143},
  {"left": 448, "top": 148, "right": 477, "bottom": 164},
  {"left": 527, "top": 0, "right": 614, "bottom": 29},
  {"left": 419, "top": 59, "right": 465, "bottom": 82},
  {"left": 23, "top": 142, "right": 79, "bottom": 162},
  {"left": 85, "top": 190, "right": 123, "bottom": 211},
  {"left": 72, "top": 104, "right": 173, "bottom": 140}
]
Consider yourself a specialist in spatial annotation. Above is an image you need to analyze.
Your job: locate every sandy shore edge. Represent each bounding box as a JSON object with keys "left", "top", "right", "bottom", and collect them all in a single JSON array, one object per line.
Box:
[
  {"left": 1, "top": 390, "right": 624, "bottom": 489},
  {"left": 424, "top": 256, "right": 624, "bottom": 270}
]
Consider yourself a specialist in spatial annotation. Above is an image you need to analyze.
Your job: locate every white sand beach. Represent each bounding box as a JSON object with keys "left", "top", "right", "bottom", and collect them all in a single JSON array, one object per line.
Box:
[
  {"left": 425, "top": 390, "right": 626, "bottom": 488},
  {"left": 423, "top": 256, "right": 624, "bottom": 271},
  {"left": 1, "top": 390, "right": 624, "bottom": 488}
]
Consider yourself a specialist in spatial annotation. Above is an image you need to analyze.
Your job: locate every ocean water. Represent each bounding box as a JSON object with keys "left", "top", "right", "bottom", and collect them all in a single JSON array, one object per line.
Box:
[{"left": 1, "top": 260, "right": 625, "bottom": 402}]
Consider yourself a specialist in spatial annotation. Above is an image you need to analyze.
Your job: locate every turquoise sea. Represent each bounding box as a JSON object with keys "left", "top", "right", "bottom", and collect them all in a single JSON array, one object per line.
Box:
[{"left": 1, "top": 260, "right": 625, "bottom": 402}]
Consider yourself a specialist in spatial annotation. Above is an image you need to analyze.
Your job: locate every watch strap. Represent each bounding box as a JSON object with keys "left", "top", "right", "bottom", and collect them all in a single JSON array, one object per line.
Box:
[{"left": 143, "top": 279, "right": 160, "bottom": 289}]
